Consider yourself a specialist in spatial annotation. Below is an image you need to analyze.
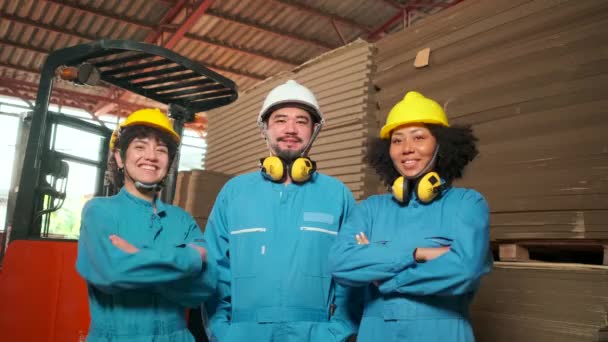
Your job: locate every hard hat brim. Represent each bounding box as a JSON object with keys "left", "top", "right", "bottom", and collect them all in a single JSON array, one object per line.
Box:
[
  {"left": 110, "top": 121, "right": 180, "bottom": 150},
  {"left": 123, "top": 121, "right": 181, "bottom": 142},
  {"left": 258, "top": 100, "right": 323, "bottom": 124},
  {"left": 380, "top": 119, "right": 448, "bottom": 139}
]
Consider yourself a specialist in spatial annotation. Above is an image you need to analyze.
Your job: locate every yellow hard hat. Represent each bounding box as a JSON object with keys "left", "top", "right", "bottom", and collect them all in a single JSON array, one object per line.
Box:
[
  {"left": 379, "top": 91, "right": 449, "bottom": 139},
  {"left": 109, "top": 108, "right": 180, "bottom": 150}
]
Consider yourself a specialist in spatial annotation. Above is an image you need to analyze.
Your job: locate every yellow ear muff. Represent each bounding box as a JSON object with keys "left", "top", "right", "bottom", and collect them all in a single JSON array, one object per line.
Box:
[
  {"left": 290, "top": 157, "right": 316, "bottom": 183},
  {"left": 416, "top": 171, "right": 442, "bottom": 203},
  {"left": 260, "top": 156, "right": 286, "bottom": 182},
  {"left": 392, "top": 172, "right": 443, "bottom": 204},
  {"left": 391, "top": 176, "right": 408, "bottom": 203}
]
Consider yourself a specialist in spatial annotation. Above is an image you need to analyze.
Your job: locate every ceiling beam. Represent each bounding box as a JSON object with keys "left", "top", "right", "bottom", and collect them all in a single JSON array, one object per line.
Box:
[
  {"left": 93, "top": 0, "right": 191, "bottom": 116},
  {"left": 331, "top": 19, "right": 347, "bottom": 45},
  {"left": 0, "top": 12, "right": 92, "bottom": 41},
  {"left": 206, "top": 9, "right": 334, "bottom": 50},
  {"left": 145, "top": 0, "right": 188, "bottom": 44},
  {"left": 1, "top": 86, "right": 34, "bottom": 108},
  {"left": 368, "top": 9, "right": 404, "bottom": 40},
  {"left": 3, "top": 6, "right": 297, "bottom": 66},
  {"left": 44, "top": 0, "right": 155, "bottom": 29},
  {"left": 378, "top": 0, "right": 403, "bottom": 10},
  {"left": 368, "top": 0, "right": 460, "bottom": 40},
  {"left": 0, "top": 74, "right": 207, "bottom": 130},
  {"left": 0, "top": 21, "right": 267, "bottom": 81},
  {"left": 0, "top": 74, "right": 142, "bottom": 112},
  {"left": 184, "top": 33, "right": 299, "bottom": 66},
  {"left": 378, "top": 0, "right": 452, "bottom": 10},
  {"left": 271, "top": 0, "right": 372, "bottom": 33},
  {"left": 207, "top": 64, "right": 265, "bottom": 81},
  {"left": 160, "top": 0, "right": 356, "bottom": 50},
  {"left": 164, "top": 0, "right": 215, "bottom": 49},
  {"left": 0, "top": 61, "right": 40, "bottom": 75},
  {"left": 0, "top": 39, "right": 48, "bottom": 55}
]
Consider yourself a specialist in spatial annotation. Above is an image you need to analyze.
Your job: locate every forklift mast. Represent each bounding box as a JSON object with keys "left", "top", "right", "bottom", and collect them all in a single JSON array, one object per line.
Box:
[{"left": 0, "top": 40, "right": 238, "bottom": 341}]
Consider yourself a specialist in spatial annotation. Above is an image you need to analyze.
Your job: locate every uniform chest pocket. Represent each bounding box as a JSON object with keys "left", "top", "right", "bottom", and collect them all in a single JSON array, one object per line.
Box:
[
  {"left": 230, "top": 227, "right": 268, "bottom": 277},
  {"left": 298, "top": 225, "right": 338, "bottom": 277}
]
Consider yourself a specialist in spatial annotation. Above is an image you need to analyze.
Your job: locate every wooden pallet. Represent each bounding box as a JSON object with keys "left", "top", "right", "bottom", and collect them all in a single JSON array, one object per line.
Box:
[{"left": 493, "top": 239, "right": 608, "bottom": 265}]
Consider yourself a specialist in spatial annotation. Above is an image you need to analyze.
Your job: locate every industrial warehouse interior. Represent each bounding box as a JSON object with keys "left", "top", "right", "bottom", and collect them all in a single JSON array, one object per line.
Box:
[{"left": 0, "top": 0, "right": 606, "bottom": 341}]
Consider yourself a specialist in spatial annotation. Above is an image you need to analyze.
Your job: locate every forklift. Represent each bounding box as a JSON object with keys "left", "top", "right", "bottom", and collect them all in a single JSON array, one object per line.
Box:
[{"left": 0, "top": 40, "right": 237, "bottom": 341}]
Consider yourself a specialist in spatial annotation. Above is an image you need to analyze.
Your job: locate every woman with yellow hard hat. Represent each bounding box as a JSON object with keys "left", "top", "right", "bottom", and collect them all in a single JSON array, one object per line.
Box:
[
  {"left": 76, "top": 108, "right": 217, "bottom": 342},
  {"left": 329, "top": 92, "right": 492, "bottom": 341}
]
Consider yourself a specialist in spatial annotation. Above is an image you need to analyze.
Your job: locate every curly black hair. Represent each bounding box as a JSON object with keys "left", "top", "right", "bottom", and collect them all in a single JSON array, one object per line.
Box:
[
  {"left": 108, "top": 125, "right": 179, "bottom": 188},
  {"left": 366, "top": 124, "right": 478, "bottom": 187}
]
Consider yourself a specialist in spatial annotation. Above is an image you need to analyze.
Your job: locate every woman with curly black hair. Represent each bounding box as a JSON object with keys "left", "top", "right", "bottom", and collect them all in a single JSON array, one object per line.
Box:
[{"left": 329, "top": 91, "right": 492, "bottom": 342}]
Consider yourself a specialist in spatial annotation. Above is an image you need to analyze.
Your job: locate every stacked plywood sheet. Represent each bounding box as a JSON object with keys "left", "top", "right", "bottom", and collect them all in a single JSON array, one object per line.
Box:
[
  {"left": 173, "top": 170, "right": 232, "bottom": 230},
  {"left": 373, "top": 0, "right": 608, "bottom": 239},
  {"left": 204, "top": 40, "right": 378, "bottom": 200},
  {"left": 471, "top": 262, "right": 608, "bottom": 342}
]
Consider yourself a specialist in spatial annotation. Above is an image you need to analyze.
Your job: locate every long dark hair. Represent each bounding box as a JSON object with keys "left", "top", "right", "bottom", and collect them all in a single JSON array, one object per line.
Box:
[{"left": 366, "top": 124, "right": 478, "bottom": 187}]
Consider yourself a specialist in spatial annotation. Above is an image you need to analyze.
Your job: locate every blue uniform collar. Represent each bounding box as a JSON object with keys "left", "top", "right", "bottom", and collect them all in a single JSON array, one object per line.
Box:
[
  {"left": 264, "top": 171, "right": 319, "bottom": 191},
  {"left": 118, "top": 187, "right": 167, "bottom": 214}
]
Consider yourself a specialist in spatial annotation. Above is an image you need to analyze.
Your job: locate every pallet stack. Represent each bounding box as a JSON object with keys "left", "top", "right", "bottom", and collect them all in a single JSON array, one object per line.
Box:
[
  {"left": 472, "top": 262, "right": 608, "bottom": 342},
  {"left": 173, "top": 169, "right": 232, "bottom": 231}
]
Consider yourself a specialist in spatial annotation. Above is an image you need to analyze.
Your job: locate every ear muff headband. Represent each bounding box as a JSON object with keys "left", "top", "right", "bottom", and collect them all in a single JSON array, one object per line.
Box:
[{"left": 260, "top": 156, "right": 317, "bottom": 183}]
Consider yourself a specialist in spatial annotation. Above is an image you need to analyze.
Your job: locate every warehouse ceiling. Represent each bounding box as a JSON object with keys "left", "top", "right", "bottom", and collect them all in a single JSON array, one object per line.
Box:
[{"left": 0, "top": 0, "right": 462, "bottom": 127}]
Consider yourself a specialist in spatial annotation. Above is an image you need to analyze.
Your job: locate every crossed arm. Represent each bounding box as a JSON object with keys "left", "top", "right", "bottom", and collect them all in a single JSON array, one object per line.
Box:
[
  {"left": 76, "top": 201, "right": 214, "bottom": 305},
  {"left": 330, "top": 191, "right": 491, "bottom": 296}
]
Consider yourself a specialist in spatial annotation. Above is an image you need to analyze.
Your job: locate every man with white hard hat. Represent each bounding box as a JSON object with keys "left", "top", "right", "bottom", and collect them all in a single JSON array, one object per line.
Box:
[{"left": 204, "top": 80, "right": 361, "bottom": 341}]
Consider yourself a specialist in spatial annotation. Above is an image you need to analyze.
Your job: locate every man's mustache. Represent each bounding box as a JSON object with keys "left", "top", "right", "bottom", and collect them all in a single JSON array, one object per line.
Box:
[{"left": 278, "top": 136, "right": 303, "bottom": 143}]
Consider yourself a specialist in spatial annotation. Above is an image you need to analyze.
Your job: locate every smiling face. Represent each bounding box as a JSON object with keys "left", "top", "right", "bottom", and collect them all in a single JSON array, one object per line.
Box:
[
  {"left": 389, "top": 123, "right": 437, "bottom": 178},
  {"left": 115, "top": 135, "right": 170, "bottom": 197},
  {"left": 264, "top": 106, "right": 314, "bottom": 161}
]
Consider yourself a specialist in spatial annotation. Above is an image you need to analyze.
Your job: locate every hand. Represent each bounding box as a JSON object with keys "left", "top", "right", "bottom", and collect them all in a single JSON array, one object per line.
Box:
[
  {"left": 356, "top": 232, "right": 370, "bottom": 245},
  {"left": 109, "top": 235, "right": 139, "bottom": 254},
  {"left": 188, "top": 244, "right": 207, "bottom": 263},
  {"left": 414, "top": 246, "right": 450, "bottom": 262}
]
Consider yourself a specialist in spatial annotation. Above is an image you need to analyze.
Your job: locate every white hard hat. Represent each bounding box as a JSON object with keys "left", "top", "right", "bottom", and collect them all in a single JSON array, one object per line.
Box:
[{"left": 257, "top": 80, "right": 324, "bottom": 127}]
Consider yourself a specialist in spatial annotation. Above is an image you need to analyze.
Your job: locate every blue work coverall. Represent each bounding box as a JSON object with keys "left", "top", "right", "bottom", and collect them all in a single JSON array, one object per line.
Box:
[
  {"left": 329, "top": 187, "right": 493, "bottom": 342},
  {"left": 203, "top": 172, "right": 361, "bottom": 342},
  {"left": 76, "top": 188, "right": 217, "bottom": 342}
]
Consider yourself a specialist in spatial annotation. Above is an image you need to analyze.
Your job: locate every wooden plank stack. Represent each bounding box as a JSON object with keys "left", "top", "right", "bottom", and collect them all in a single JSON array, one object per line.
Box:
[
  {"left": 173, "top": 170, "right": 232, "bottom": 231},
  {"left": 472, "top": 263, "right": 608, "bottom": 342}
]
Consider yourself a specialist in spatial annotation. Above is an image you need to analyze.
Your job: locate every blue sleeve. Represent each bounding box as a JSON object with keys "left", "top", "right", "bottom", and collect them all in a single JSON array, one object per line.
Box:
[
  {"left": 378, "top": 191, "right": 493, "bottom": 296},
  {"left": 202, "top": 187, "right": 232, "bottom": 341},
  {"left": 155, "top": 215, "right": 218, "bottom": 308},
  {"left": 324, "top": 188, "right": 363, "bottom": 341},
  {"left": 76, "top": 200, "right": 204, "bottom": 294},
  {"left": 329, "top": 198, "right": 416, "bottom": 288}
]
